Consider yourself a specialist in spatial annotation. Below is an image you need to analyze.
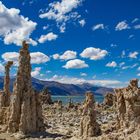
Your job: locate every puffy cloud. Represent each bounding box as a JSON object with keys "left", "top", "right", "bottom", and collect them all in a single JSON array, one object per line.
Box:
[
  {"left": 26, "top": 38, "right": 37, "bottom": 46},
  {"left": 39, "top": 0, "right": 83, "bottom": 32},
  {"left": 0, "top": 1, "right": 37, "bottom": 46},
  {"left": 79, "top": 19, "right": 86, "bottom": 27},
  {"left": 31, "top": 67, "right": 41, "bottom": 77},
  {"left": 129, "top": 51, "right": 139, "bottom": 59},
  {"left": 53, "top": 54, "right": 60, "bottom": 60},
  {"left": 106, "top": 61, "right": 117, "bottom": 68},
  {"left": 2, "top": 52, "right": 19, "bottom": 62},
  {"left": 137, "top": 73, "right": 140, "bottom": 77},
  {"left": 2, "top": 52, "right": 50, "bottom": 65},
  {"left": 30, "top": 52, "right": 50, "bottom": 64},
  {"left": 39, "top": 0, "right": 82, "bottom": 21},
  {"left": 115, "top": 21, "right": 130, "bottom": 31},
  {"left": 80, "top": 47, "right": 108, "bottom": 60},
  {"left": 63, "top": 59, "right": 88, "bottom": 69},
  {"left": 53, "top": 50, "right": 77, "bottom": 60},
  {"left": 38, "top": 32, "right": 58, "bottom": 43},
  {"left": 92, "top": 24, "right": 105, "bottom": 31}
]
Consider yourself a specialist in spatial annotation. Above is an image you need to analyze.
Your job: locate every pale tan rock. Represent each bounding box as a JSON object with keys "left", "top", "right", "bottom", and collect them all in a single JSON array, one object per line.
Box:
[
  {"left": 80, "top": 91, "right": 101, "bottom": 138},
  {"left": 0, "top": 61, "right": 13, "bottom": 107},
  {"left": 4, "top": 61, "right": 13, "bottom": 107},
  {"left": 7, "top": 41, "right": 45, "bottom": 134},
  {"left": 115, "top": 79, "right": 140, "bottom": 131},
  {"left": 40, "top": 88, "right": 53, "bottom": 105},
  {"left": 0, "top": 61, "right": 13, "bottom": 126},
  {"left": 103, "top": 92, "right": 116, "bottom": 107}
]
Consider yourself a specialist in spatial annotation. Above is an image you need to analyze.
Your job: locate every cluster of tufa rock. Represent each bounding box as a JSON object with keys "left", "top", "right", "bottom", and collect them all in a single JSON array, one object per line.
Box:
[
  {"left": 0, "top": 41, "right": 45, "bottom": 134},
  {"left": 103, "top": 92, "right": 116, "bottom": 107},
  {"left": 40, "top": 87, "right": 53, "bottom": 105},
  {"left": 80, "top": 91, "right": 101, "bottom": 138},
  {"left": 115, "top": 79, "right": 140, "bottom": 132}
]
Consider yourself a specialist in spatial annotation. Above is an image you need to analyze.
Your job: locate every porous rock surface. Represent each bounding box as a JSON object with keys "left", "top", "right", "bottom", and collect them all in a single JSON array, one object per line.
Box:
[
  {"left": 80, "top": 91, "right": 101, "bottom": 138},
  {"left": 0, "top": 61, "right": 13, "bottom": 108},
  {"left": 7, "top": 41, "right": 44, "bottom": 134},
  {"left": 115, "top": 79, "right": 140, "bottom": 132},
  {"left": 40, "top": 88, "right": 53, "bottom": 105},
  {"left": 103, "top": 92, "right": 116, "bottom": 107}
]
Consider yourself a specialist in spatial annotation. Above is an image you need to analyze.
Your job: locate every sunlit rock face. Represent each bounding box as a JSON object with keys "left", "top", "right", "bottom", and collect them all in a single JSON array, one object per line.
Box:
[
  {"left": 7, "top": 41, "right": 44, "bottom": 134},
  {"left": 115, "top": 79, "right": 140, "bottom": 131},
  {"left": 80, "top": 91, "right": 101, "bottom": 138},
  {"left": 0, "top": 61, "right": 13, "bottom": 108},
  {"left": 40, "top": 88, "right": 53, "bottom": 105},
  {"left": 103, "top": 92, "right": 116, "bottom": 107}
]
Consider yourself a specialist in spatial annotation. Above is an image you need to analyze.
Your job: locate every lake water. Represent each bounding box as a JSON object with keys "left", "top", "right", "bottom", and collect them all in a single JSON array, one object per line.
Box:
[{"left": 52, "top": 95, "right": 104, "bottom": 105}]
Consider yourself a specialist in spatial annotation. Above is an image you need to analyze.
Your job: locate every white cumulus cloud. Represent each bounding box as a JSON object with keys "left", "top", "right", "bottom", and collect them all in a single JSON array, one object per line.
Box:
[
  {"left": 39, "top": 0, "right": 83, "bottom": 32},
  {"left": 53, "top": 50, "right": 77, "bottom": 60},
  {"left": 0, "top": 1, "right": 37, "bottom": 46},
  {"left": 63, "top": 59, "right": 88, "bottom": 69},
  {"left": 106, "top": 61, "right": 117, "bottom": 68},
  {"left": 31, "top": 67, "right": 41, "bottom": 77},
  {"left": 80, "top": 47, "right": 108, "bottom": 60},
  {"left": 30, "top": 52, "right": 50, "bottom": 64},
  {"left": 38, "top": 32, "right": 58, "bottom": 43},
  {"left": 2, "top": 52, "right": 50, "bottom": 65},
  {"left": 53, "top": 54, "right": 60, "bottom": 60}
]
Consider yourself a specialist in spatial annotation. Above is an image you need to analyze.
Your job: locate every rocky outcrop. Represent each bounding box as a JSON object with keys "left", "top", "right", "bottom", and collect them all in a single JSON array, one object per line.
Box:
[
  {"left": 40, "top": 88, "right": 53, "bottom": 105},
  {"left": 3, "top": 61, "right": 13, "bottom": 107},
  {"left": 115, "top": 79, "right": 140, "bottom": 131},
  {"left": 80, "top": 91, "right": 101, "bottom": 138},
  {"left": 103, "top": 92, "right": 116, "bottom": 107},
  {"left": 0, "top": 61, "right": 13, "bottom": 108},
  {"left": 7, "top": 41, "right": 44, "bottom": 134}
]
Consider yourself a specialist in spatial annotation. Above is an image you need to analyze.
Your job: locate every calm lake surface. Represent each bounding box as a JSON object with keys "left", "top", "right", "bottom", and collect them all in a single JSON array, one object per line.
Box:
[{"left": 52, "top": 95, "right": 104, "bottom": 105}]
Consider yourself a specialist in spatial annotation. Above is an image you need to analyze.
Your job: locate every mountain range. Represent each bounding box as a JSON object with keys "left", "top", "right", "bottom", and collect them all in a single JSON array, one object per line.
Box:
[{"left": 0, "top": 77, "right": 113, "bottom": 96}]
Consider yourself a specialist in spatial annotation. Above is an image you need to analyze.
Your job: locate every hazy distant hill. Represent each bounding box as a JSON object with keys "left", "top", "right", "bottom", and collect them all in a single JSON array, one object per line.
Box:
[{"left": 0, "top": 77, "right": 113, "bottom": 96}]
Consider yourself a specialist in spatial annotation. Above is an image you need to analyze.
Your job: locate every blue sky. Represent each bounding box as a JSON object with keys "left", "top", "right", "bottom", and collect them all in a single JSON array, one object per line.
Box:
[{"left": 0, "top": 0, "right": 140, "bottom": 87}]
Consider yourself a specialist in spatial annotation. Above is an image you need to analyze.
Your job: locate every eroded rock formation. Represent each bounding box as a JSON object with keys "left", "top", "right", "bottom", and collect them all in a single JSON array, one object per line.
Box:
[
  {"left": 0, "top": 61, "right": 13, "bottom": 108},
  {"left": 115, "top": 79, "right": 140, "bottom": 131},
  {"left": 40, "top": 88, "right": 53, "bottom": 105},
  {"left": 80, "top": 91, "right": 101, "bottom": 138},
  {"left": 103, "top": 92, "right": 116, "bottom": 107},
  {"left": 7, "top": 41, "right": 44, "bottom": 134}
]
